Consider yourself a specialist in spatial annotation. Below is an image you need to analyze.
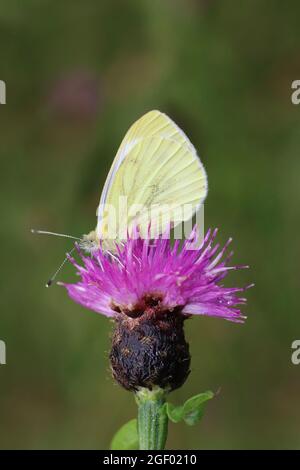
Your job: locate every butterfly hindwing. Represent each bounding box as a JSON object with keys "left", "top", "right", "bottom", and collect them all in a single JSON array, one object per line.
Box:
[{"left": 95, "top": 110, "right": 207, "bottom": 243}]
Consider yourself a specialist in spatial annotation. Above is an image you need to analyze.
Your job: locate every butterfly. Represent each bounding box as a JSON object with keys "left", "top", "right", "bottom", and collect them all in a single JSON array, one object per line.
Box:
[
  {"left": 32, "top": 110, "right": 207, "bottom": 285},
  {"left": 81, "top": 109, "right": 207, "bottom": 251}
]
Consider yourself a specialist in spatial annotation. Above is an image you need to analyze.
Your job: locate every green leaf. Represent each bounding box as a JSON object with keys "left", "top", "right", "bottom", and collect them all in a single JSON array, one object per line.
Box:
[
  {"left": 110, "top": 419, "right": 139, "bottom": 450},
  {"left": 165, "top": 402, "right": 184, "bottom": 423},
  {"left": 166, "top": 391, "right": 214, "bottom": 426}
]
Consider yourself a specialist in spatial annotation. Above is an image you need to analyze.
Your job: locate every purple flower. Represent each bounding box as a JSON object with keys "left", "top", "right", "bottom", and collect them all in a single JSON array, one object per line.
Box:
[{"left": 61, "top": 227, "right": 252, "bottom": 323}]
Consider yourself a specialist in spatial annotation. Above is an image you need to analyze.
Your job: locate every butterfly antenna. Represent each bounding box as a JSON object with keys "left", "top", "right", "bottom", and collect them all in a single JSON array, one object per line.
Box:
[
  {"left": 31, "top": 229, "right": 81, "bottom": 241},
  {"left": 46, "top": 247, "right": 76, "bottom": 288}
]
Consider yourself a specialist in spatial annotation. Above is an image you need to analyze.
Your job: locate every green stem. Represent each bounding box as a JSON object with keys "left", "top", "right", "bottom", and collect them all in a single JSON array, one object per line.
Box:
[{"left": 136, "top": 387, "right": 168, "bottom": 450}]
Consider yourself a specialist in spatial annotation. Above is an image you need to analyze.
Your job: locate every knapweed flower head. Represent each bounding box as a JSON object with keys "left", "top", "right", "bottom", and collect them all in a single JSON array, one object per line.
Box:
[
  {"left": 62, "top": 227, "right": 252, "bottom": 392},
  {"left": 63, "top": 227, "right": 251, "bottom": 323}
]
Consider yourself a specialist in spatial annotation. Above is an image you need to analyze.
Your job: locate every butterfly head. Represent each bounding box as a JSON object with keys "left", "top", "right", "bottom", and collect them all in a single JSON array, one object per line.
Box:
[{"left": 80, "top": 230, "right": 100, "bottom": 253}]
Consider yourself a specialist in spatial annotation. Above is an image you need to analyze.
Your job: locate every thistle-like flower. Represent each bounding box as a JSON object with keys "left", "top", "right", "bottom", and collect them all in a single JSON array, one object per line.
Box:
[{"left": 61, "top": 227, "right": 252, "bottom": 393}]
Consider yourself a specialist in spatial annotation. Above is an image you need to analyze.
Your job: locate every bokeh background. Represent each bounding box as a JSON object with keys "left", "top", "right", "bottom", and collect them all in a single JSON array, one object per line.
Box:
[{"left": 0, "top": 0, "right": 299, "bottom": 449}]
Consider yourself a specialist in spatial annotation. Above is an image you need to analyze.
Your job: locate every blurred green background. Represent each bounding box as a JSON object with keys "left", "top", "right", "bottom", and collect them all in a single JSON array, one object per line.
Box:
[{"left": 0, "top": 0, "right": 299, "bottom": 449}]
